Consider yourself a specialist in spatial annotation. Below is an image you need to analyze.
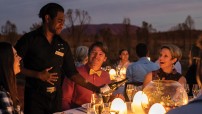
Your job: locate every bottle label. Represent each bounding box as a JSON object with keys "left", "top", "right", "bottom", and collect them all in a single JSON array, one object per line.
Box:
[{"left": 100, "top": 85, "right": 111, "bottom": 93}]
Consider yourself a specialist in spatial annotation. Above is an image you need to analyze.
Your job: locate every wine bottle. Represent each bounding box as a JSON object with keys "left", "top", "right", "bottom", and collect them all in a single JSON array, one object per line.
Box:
[
  {"left": 108, "top": 78, "right": 128, "bottom": 91},
  {"left": 100, "top": 78, "right": 128, "bottom": 94}
]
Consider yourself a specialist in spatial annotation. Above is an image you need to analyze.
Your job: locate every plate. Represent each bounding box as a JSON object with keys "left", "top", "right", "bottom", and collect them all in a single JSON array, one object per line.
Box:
[{"left": 81, "top": 103, "right": 90, "bottom": 109}]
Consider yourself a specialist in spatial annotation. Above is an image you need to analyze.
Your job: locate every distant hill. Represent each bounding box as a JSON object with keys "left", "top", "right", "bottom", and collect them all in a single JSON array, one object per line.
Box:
[{"left": 61, "top": 23, "right": 140, "bottom": 36}]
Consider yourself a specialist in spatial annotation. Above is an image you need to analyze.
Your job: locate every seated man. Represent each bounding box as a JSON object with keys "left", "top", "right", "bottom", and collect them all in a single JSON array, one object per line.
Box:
[
  {"left": 62, "top": 41, "right": 111, "bottom": 109},
  {"left": 126, "top": 43, "right": 159, "bottom": 83}
]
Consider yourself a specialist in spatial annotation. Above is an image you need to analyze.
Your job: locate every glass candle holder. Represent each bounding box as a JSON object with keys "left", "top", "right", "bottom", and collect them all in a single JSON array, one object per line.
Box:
[{"left": 142, "top": 80, "right": 188, "bottom": 113}]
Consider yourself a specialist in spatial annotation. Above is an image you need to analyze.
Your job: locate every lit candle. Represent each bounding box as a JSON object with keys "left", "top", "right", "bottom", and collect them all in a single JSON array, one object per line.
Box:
[
  {"left": 147, "top": 57, "right": 151, "bottom": 61},
  {"left": 131, "top": 91, "right": 145, "bottom": 114},
  {"left": 110, "top": 98, "right": 127, "bottom": 114},
  {"left": 109, "top": 69, "right": 116, "bottom": 80},
  {"left": 148, "top": 103, "right": 166, "bottom": 114}
]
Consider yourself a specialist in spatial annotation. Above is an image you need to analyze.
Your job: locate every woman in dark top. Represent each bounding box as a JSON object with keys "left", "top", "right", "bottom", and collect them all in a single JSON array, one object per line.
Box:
[
  {"left": 0, "top": 42, "right": 22, "bottom": 113},
  {"left": 185, "top": 34, "right": 202, "bottom": 96},
  {"left": 185, "top": 44, "right": 201, "bottom": 96},
  {"left": 143, "top": 44, "right": 186, "bottom": 88}
]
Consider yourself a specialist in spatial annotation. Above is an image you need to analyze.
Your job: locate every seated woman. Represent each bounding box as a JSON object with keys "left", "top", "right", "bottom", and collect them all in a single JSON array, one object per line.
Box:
[
  {"left": 113, "top": 49, "right": 131, "bottom": 95},
  {"left": 116, "top": 49, "right": 131, "bottom": 70},
  {"left": 0, "top": 42, "right": 22, "bottom": 113},
  {"left": 143, "top": 44, "right": 186, "bottom": 88}
]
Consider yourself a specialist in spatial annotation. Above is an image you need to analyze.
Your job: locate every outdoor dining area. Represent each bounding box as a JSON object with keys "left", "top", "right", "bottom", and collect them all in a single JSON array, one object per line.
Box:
[{"left": 54, "top": 66, "right": 194, "bottom": 114}]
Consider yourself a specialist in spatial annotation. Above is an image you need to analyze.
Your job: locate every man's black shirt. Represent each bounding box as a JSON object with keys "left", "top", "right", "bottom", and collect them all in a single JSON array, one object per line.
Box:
[{"left": 15, "top": 27, "right": 78, "bottom": 93}]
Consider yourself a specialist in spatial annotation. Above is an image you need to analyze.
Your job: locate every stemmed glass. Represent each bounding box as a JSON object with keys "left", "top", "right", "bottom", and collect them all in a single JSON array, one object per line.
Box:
[
  {"left": 91, "top": 93, "right": 104, "bottom": 114},
  {"left": 102, "top": 92, "right": 112, "bottom": 103},
  {"left": 126, "top": 84, "right": 137, "bottom": 102},
  {"left": 192, "top": 84, "right": 200, "bottom": 98}
]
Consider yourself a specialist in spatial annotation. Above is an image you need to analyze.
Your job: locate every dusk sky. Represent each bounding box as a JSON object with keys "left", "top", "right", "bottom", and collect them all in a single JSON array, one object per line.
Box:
[{"left": 0, "top": 0, "right": 202, "bottom": 33}]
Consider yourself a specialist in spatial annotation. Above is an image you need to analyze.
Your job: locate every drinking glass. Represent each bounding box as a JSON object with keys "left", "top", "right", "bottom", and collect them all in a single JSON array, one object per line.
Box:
[
  {"left": 102, "top": 102, "right": 111, "bottom": 114},
  {"left": 126, "top": 84, "right": 137, "bottom": 102},
  {"left": 86, "top": 103, "right": 96, "bottom": 114},
  {"left": 192, "top": 84, "right": 200, "bottom": 98},
  {"left": 91, "top": 93, "right": 104, "bottom": 114},
  {"left": 102, "top": 92, "right": 112, "bottom": 103}
]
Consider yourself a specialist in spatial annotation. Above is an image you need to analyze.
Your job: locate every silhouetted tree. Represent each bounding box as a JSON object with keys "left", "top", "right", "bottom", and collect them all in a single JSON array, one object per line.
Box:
[
  {"left": 1, "top": 21, "right": 17, "bottom": 34},
  {"left": 185, "top": 15, "right": 195, "bottom": 30},
  {"left": 1, "top": 20, "right": 18, "bottom": 45},
  {"left": 170, "top": 15, "right": 195, "bottom": 31},
  {"left": 65, "top": 9, "right": 91, "bottom": 47},
  {"left": 122, "top": 18, "right": 131, "bottom": 49}
]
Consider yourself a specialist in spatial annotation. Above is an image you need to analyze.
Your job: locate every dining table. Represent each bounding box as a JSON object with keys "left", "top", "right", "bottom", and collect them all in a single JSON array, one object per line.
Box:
[
  {"left": 53, "top": 107, "right": 86, "bottom": 114},
  {"left": 53, "top": 102, "right": 135, "bottom": 114}
]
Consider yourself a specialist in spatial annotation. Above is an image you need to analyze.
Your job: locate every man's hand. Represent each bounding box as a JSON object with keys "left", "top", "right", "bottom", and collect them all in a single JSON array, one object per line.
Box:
[
  {"left": 38, "top": 67, "right": 58, "bottom": 85},
  {"left": 100, "top": 84, "right": 111, "bottom": 93}
]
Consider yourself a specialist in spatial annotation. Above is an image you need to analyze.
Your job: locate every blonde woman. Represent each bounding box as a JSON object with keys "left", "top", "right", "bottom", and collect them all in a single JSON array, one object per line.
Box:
[{"left": 143, "top": 44, "right": 186, "bottom": 88}]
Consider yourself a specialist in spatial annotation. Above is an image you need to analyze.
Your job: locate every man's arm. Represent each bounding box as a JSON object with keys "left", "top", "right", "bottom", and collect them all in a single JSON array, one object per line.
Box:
[{"left": 70, "top": 73, "right": 100, "bottom": 93}]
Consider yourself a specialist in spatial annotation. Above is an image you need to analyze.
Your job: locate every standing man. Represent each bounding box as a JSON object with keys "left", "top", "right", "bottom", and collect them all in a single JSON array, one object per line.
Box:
[
  {"left": 15, "top": 3, "right": 100, "bottom": 114},
  {"left": 126, "top": 43, "right": 159, "bottom": 83}
]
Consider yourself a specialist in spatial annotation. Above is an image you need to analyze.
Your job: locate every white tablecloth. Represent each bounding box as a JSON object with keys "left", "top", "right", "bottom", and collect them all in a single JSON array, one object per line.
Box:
[{"left": 53, "top": 107, "right": 86, "bottom": 114}]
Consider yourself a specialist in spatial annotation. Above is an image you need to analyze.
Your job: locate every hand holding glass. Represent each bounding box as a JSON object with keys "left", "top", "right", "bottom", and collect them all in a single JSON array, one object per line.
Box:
[{"left": 192, "top": 84, "right": 200, "bottom": 98}]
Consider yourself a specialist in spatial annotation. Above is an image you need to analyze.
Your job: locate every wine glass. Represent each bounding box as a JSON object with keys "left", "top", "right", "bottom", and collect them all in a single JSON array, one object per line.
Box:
[
  {"left": 102, "top": 92, "right": 112, "bottom": 103},
  {"left": 91, "top": 93, "right": 104, "bottom": 114},
  {"left": 126, "top": 84, "right": 136, "bottom": 102},
  {"left": 192, "top": 84, "right": 200, "bottom": 98}
]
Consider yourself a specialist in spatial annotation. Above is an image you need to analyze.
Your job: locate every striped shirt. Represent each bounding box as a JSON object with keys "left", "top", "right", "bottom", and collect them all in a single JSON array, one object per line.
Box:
[{"left": 0, "top": 87, "right": 14, "bottom": 114}]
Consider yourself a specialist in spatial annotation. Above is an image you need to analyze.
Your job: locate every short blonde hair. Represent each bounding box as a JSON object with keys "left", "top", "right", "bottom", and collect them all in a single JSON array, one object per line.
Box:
[{"left": 161, "top": 44, "right": 182, "bottom": 61}]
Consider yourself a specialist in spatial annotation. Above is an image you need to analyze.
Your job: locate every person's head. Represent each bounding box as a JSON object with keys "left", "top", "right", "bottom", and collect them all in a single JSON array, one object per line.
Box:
[
  {"left": 88, "top": 42, "right": 108, "bottom": 70},
  {"left": 39, "top": 3, "right": 65, "bottom": 35},
  {"left": 75, "top": 46, "right": 89, "bottom": 65},
  {"left": 136, "top": 43, "right": 148, "bottom": 58},
  {"left": 119, "top": 49, "right": 129, "bottom": 61},
  {"left": 0, "top": 42, "right": 21, "bottom": 106},
  {"left": 158, "top": 44, "right": 182, "bottom": 69},
  {"left": 189, "top": 45, "right": 200, "bottom": 65}
]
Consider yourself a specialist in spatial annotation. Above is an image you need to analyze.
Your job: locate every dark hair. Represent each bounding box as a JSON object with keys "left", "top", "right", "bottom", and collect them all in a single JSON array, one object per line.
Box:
[
  {"left": 136, "top": 43, "right": 148, "bottom": 57},
  {"left": 119, "top": 49, "right": 129, "bottom": 56},
  {"left": 39, "top": 3, "right": 64, "bottom": 23},
  {"left": 0, "top": 42, "right": 18, "bottom": 107},
  {"left": 88, "top": 41, "right": 108, "bottom": 56},
  {"left": 191, "top": 45, "right": 200, "bottom": 58}
]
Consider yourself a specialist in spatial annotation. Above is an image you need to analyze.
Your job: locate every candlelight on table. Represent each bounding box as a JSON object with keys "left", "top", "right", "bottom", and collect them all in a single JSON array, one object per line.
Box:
[
  {"left": 131, "top": 91, "right": 145, "bottom": 114},
  {"left": 148, "top": 103, "right": 166, "bottom": 114},
  {"left": 110, "top": 98, "right": 127, "bottom": 114},
  {"left": 109, "top": 69, "right": 116, "bottom": 80}
]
